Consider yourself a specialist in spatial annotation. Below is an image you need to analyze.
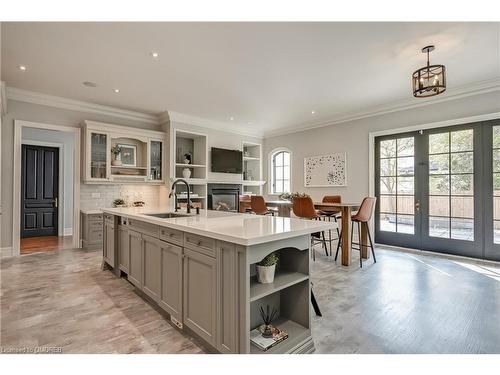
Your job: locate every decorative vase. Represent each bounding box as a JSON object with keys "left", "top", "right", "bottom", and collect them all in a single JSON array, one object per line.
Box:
[
  {"left": 262, "top": 324, "right": 274, "bottom": 338},
  {"left": 182, "top": 168, "right": 192, "bottom": 179},
  {"left": 112, "top": 154, "right": 122, "bottom": 166},
  {"left": 256, "top": 264, "right": 276, "bottom": 284}
]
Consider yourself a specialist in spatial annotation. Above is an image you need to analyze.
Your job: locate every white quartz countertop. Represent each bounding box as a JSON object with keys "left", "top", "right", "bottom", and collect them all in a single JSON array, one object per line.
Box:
[
  {"left": 101, "top": 207, "right": 337, "bottom": 246},
  {"left": 80, "top": 209, "right": 103, "bottom": 215}
]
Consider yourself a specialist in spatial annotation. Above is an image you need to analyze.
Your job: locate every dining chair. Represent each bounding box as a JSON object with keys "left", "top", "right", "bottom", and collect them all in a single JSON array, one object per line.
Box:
[
  {"left": 335, "top": 197, "right": 377, "bottom": 267},
  {"left": 292, "top": 196, "right": 329, "bottom": 259},
  {"left": 318, "top": 195, "right": 342, "bottom": 254},
  {"left": 250, "top": 195, "right": 278, "bottom": 216},
  {"left": 239, "top": 194, "right": 252, "bottom": 213}
]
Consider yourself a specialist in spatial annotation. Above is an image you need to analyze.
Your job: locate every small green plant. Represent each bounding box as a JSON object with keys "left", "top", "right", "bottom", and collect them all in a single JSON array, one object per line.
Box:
[
  {"left": 258, "top": 252, "right": 279, "bottom": 267},
  {"left": 113, "top": 198, "right": 125, "bottom": 207},
  {"left": 111, "top": 145, "right": 122, "bottom": 156},
  {"left": 279, "top": 192, "right": 310, "bottom": 201}
]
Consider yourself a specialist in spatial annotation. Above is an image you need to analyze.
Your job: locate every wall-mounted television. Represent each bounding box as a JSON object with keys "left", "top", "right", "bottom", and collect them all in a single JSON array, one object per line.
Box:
[{"left": 211, "top": 147, "right": 243, "bottom": 174}]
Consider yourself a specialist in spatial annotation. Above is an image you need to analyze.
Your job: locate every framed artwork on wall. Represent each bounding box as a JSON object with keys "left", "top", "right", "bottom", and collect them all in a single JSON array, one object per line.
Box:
[
  {"left": 304, "top": 153, "right": 347, "bottom": 187},
  {"left": 119, "top": 144, "right": 137, "bottom": 167}
]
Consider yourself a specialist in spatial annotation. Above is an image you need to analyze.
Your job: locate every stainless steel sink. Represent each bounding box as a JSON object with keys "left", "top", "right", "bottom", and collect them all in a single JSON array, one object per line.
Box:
[{"left": 144, "top": 212, "right": 190, "bottom": 219}]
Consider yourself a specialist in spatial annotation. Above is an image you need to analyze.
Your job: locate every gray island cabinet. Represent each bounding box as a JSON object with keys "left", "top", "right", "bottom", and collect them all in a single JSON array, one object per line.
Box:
[{"left": 101, "top": 207, "right": 336, "bottom": 354}]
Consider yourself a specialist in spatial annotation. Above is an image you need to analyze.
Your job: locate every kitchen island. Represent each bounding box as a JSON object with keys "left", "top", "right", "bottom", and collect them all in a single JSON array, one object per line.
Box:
[{"left": 100, "top": 207, "right": 336, "bottom": 354}]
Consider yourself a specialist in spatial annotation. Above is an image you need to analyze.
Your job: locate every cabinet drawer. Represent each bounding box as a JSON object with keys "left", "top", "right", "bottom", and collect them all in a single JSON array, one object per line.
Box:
[
  {"left": 184, "top": 232, "right": 216, "bottom": 258},
  {"left": 89, "top": 220, "right": 103, "bottom": 231},
  {"left": 104, "top": 214, "right": 114, "bottom": 224},
  {"left": 159, "top": 227, "right": 183, "bottom": 245},
  {"left": 128, "top": 219, "right": 159, "bottom": 238},
  {"left": 89, "top": 229, "right": 103, "bottom": 243},
  {"left": 89, "top": 214, "right": 103, "bottom": 222}
]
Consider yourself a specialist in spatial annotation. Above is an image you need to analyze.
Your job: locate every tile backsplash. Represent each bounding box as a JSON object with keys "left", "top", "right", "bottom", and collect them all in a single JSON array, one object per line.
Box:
[{"left": 80, "top": 184, "right": 168, "bottom": 210}]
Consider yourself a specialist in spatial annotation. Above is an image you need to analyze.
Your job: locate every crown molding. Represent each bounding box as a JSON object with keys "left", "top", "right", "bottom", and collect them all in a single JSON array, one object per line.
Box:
[
  {"left": 5, "top": 86, "right": 159, "bottom": 125},
  {"left": 168, "top": 110, "right": 264, "bottom": 138},
  {"left": 264, "top": 77, "right": 500, "bottom": 138}
]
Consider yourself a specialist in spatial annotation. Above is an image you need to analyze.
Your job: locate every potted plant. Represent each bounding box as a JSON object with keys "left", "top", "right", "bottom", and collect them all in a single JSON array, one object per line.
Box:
[
  {"left": 256, "top": 252, "right": 279, "bottom": 284},
  {"left": 113, "top": 198, "right": 126, "bottom": 208},
  {"left": 111, "top": 145, "right": 122, "bottom": 166},
  {"left": 279, "top": 192, "right": 310, "bottom": 201}
]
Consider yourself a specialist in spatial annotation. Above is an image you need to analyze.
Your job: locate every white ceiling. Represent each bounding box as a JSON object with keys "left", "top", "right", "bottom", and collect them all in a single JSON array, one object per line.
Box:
[{"left": 1, "top": 22, "right": 499, "bottom": 136}]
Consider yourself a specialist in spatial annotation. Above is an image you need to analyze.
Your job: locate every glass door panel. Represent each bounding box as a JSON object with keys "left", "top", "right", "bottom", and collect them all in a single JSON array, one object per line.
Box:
[
  {"left": 375, "top": 133, "right": 420, "bottom": 248},
  {"left": 90, "top": 132, "right": 108, "bottom": 179},
  {"left": 150, "top": 140, "right": 163, "bottom": 181}
]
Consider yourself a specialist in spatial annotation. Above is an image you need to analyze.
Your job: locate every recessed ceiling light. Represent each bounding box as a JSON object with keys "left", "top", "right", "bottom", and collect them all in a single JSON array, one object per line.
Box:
[
  {"left": 113, "top": 89, "right": 120, "bottom": 93},
  {"left": 18, "top": 65, "right": 27, "bottom": 71},
  {"left": 311, "top": 110, "right": 316, "bottom": 114},
  {"left": 150, "top": 52, "right": 160, "bottom": 58},
  {"left": 247, "top": 122, "right": 252, "bottom": 125},
  {"left": 83, "top": 81, "right": 98, "bottom": 87},
  {"left": 230, "top": 117, "right": 234, "bottom": 121}
]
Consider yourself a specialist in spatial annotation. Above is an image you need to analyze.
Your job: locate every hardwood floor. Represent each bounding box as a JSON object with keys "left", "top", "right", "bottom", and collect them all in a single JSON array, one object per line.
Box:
[
  {"left": 20, "top": 236, "right": 73, "bottom": 255},
  {"left": 1, "top": 245, "right": 499, "bottom": 353}
]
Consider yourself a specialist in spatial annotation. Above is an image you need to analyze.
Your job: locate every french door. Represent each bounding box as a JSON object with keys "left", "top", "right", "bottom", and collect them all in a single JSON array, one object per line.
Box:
[{"left": 375, "top": 120, "right": 500, "bottom": 261}]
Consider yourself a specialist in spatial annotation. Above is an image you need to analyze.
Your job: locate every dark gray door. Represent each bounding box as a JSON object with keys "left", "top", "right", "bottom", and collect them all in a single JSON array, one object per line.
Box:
[
  {"left": 375, "top": 132, "right": 422, "bottom": 249},
  {"left": 420, "top": 124, "right": 482, "bottom": 258},
  {"left": 375, "top": 120, "right": 500, "bottom": 261},
  {"left": 21, "top": 144, "right": 59, "bottom": 238}
]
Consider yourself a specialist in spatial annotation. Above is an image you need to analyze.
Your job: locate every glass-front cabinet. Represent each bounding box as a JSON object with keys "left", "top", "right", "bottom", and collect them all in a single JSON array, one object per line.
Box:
[
  {"left": 88, "top": 130, "right": 110, "bottom": 181},
  {"left": 149, "top": 140, "right": 163, "bottom": 182},
  {"left": 83, "top": 121, "right": 166, "bottom": 184}
]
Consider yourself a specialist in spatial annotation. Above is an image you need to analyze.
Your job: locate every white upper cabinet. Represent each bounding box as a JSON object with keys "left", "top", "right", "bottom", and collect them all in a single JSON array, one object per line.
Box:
[{"left": 82, "top": 121, "right": 166, "bottom": 184}]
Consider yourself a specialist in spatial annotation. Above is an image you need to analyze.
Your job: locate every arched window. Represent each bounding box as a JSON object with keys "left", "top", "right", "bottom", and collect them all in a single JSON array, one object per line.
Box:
[{"left": 270, "top": 149, "right": 291, "bottom": 194}]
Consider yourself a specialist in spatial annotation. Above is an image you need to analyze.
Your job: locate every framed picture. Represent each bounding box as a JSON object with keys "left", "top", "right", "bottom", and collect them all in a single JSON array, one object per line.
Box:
[
  {"left": 304, "top": 153, "right": 347, "bottom": 187},
  {"left": 119, "top": 144, "right": 137, "bottom": 167}
]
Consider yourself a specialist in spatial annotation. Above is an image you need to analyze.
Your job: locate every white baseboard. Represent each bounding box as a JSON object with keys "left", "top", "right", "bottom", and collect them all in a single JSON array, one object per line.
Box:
[
  {"left": 1, "top": 247, "right": 14, "bottom": 258},
  {"left": 64, "top": 228, "right": 73, "bottom": 236}
]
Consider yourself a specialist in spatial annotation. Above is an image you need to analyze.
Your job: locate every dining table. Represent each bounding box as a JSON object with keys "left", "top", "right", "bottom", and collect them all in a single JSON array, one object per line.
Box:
[{"left": 264, "top": 200, "right": 366, "bottom": 266}]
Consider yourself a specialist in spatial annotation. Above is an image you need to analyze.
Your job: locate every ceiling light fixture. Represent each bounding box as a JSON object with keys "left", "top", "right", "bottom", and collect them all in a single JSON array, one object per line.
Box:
[
  {"left": 311, "top": 110, "right": 316, "bottom": 114},
  {"left": 83, "top": 81, "right": 98, "bottom": 87},
  {"left": 18, "top": 65, "right": 27, "bottom": 71},
  {"left": 412, "top": 45, "right": 446, "bottom": 98},
  {"left": 113, "top": 89, "right": 120, "bottom": 93},
  {"left": 150, "top": 52, "right": 160, "bottom": 58},
  {"left": 230, "top": 117, "right": 234, "bottom": 121}
]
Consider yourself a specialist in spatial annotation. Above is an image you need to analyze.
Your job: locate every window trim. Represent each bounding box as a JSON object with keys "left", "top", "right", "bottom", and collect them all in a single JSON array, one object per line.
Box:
[{"left": 268, "top": 147, "right": 292, "bottom": 195}]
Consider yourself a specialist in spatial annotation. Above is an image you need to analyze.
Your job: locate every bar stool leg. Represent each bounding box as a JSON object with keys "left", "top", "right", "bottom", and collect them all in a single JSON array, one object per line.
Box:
[
  {"left": 321, "top": 231, "right": 328, "bottom": 256},
  {"left": 335, "top": 229, "right": 342, "bottom": 261},
  {"left": 358, "top": 221, "right": 362, "bottom": 268},
  {"left": 366, "top": 222, "right": 376, "bottom": 263}
]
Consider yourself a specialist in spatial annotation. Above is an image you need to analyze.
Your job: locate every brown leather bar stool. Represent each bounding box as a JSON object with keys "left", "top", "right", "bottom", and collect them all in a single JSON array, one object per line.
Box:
[
  {"left": 318, "top": 195, "right": 342, "bottom": 254},
  {"left": 250, "top": 195, "right": 278, "bottom": 216},
  {"left": 292, "top": 196, "right": 328, "bottom": 260},
  {"left": 239, "top": 194, "right": 252, "bottom": 213},
  {"left": 335, "top": 197, "right": 377, "bottom": 267}
]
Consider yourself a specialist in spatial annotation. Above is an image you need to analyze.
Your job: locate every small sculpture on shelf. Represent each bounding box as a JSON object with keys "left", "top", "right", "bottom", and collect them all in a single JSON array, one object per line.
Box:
[
  {"left": 259, "top": 305, "right": 278, "bottom": 338},
  {"left": 111, "top": 145, "right": 122, "bottom": 166},
  {"left": 183, "top": 152, "right": 192, "bottom": 165}
]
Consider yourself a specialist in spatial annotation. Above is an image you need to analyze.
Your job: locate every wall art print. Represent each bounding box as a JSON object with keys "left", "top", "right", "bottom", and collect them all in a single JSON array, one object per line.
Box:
[{"left": 304, "top": 153, "right": 347, "bottom": 187}]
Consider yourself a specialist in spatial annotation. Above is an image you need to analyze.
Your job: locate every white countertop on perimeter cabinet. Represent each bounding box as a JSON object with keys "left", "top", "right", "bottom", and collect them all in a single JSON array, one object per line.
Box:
[{"left": 101, "top": 207, "right": 337, "bottom": 246}]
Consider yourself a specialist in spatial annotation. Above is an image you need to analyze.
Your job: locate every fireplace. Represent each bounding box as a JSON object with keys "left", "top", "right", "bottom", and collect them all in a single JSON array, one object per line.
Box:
[{"left": 207, "top": 184, "right": 241, "bottom": 212}]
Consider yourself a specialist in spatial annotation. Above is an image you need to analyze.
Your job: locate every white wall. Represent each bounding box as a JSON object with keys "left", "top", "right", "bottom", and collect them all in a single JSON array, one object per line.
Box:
[
  {"left": 21, "top": 126, "right": 74, "bottom": 233},
  {"left": 263, "top": 91, "right": 500, "bottom": 203}
]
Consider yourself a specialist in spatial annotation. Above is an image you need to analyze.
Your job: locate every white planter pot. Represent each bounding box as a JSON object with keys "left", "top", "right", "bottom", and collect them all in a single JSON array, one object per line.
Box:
[
  {"left": 182, "top": 168, "right": 192, "bottom": 178},
  {"left": 112, "top": 154, "right": 122, "bottom": 166},
  {"left": 256, "top": 264, "right": 276, "bottom": 284}
]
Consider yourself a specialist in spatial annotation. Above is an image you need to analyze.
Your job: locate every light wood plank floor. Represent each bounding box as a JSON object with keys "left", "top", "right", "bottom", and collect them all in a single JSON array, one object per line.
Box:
[{"left": 1, "top": 246, "right": 499, "bottom": 353}]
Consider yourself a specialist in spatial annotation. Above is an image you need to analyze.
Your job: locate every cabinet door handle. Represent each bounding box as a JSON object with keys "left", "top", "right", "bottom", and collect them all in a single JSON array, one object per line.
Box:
[
  {"left": 197, "top": 241, "right": 202, "bottom": 246},
  {"left": 169, "top": 233, "right": 175, "bottom": 237}
]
